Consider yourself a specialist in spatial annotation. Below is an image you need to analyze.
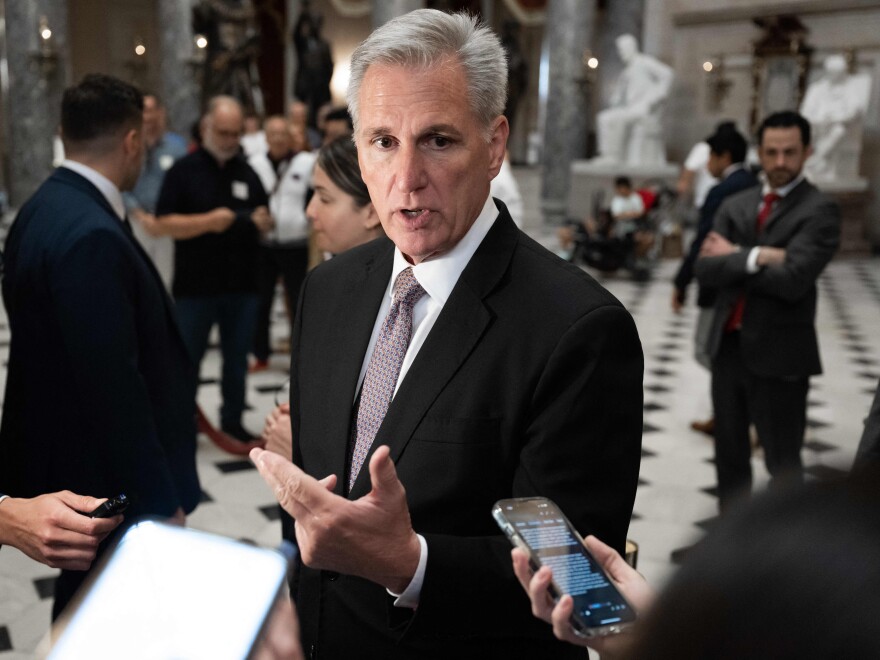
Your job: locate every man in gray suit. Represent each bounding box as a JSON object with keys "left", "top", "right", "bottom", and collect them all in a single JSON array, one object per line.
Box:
[{"left": 696, "top": 111, "right": 840, "bottom": 512}]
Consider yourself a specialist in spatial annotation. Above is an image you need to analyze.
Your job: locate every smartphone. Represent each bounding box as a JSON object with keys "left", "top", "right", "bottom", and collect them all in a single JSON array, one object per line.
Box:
[
  {"left": 87, "top": 493, "right": 130, "bottom": 518},
  {"left": 493, "top": 497, "right": 636, "bottom": 638},
  {"left": 47, "top": 520, "right": 291, "bottom": 660}
]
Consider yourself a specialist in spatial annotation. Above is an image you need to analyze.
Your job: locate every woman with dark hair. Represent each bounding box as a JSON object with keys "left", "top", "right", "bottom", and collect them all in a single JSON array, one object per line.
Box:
[
  {"left": 261, "top": 136, "right": 383, "bottom": 456},
  {"left": 306, "top": 136, "right": 382, "bottom": 255}
]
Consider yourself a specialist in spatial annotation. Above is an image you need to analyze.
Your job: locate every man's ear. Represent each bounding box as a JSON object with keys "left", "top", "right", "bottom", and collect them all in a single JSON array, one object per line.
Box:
[
  {"left": 123, "top": 128, "right": 141, "bottom": 157},
  {"left": 487, "top": 115, "right": 510, "bottom": 180},
  {"left": 362, "top": 203, "right": 381, "bottom": 230}
]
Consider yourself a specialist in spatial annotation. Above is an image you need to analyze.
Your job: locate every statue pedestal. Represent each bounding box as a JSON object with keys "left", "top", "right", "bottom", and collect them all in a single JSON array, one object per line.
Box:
[
  {"left": 812, "top": 179, "right": 872, "bottom": 255},
  {"left": 567, "top": 159, "right": 680, "bottom": 219}
]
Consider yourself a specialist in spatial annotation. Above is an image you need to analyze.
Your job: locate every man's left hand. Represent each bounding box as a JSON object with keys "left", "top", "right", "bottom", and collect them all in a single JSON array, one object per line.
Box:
[
  {"left": 699, "top": 231, "right": 737, "bottom": 257},
  {"left": 250, "top": 445, "right": 421, "bottom": 594},
  {"left": 251, "top": 206, "right": 274, "bottom": 234}
]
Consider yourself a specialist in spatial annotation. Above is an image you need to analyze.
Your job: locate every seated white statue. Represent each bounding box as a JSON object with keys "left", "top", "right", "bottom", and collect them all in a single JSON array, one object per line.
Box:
[
  {"left": 800, "top": 54, "right": 871, "bottom": 182},
  {"left": 595, "top": 34, "right": 674, "bottom": 166}
]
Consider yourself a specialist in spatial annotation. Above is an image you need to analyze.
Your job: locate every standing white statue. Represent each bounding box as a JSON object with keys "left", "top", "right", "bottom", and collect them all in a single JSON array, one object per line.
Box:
[
  {"left": 595, "top": 34, "right": 674, "bottom": 165},
  {"left": 800, "top": 54, "right": 871, "bottom": 182}
]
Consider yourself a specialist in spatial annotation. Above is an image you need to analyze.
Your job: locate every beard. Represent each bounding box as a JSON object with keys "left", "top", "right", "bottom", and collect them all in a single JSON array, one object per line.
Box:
[{"left": 203, "top": 137, "right": 239, "bottom": 164}]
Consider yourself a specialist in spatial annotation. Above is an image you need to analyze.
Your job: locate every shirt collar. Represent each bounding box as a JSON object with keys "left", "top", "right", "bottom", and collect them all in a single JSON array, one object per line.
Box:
[
  {"left": 389, "top": 194, "right": 498, "bottom": 306},
  {"left": 762, "top": 172, "right": 804, "bottom": 198},
  {"left": 722, "top": 163, "right": 744, "bottom": 179},
  {"left": 60, "top": 159, "right": 126, "bottom": 221}
]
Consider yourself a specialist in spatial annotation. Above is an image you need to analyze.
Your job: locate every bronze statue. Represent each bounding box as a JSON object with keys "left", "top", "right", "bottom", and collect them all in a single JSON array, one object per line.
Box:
[
  {"left": 292, "top": 2, "right": 333, "bottom": 127},
  {"left": 192, "top": 0, "right": 264, "bottom": 115}
]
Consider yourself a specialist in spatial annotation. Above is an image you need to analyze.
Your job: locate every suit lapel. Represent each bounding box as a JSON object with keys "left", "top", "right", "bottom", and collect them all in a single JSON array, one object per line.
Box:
[
  {"left": 320, "top": 244, "right": 394, "bottom": 483},
  {"left": 761, "top": 178, "right": 811, "bottom": 237},
  {"left": 735, "top": 187, "right": 763, "bottom": 244},
  {"left": 348, "top": 206, "right": 518, "bottom": 498}
]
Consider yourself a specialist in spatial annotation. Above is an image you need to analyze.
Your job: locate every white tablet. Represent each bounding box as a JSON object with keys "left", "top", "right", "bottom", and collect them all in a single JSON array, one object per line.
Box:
[{"left": 48, "top": 520, "right": 290, "bottom": 660}]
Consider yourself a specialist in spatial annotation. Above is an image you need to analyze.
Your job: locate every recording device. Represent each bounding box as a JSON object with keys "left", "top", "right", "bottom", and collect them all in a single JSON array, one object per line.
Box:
[
  {"left": 47, "top": 520, "right": 291, "bottom": 660},
  {"left": 493, "top": 497, "right": 637, "bottom": 638},
  {"left": 87, "top": 493, "right": 129, "bottom": 518}
]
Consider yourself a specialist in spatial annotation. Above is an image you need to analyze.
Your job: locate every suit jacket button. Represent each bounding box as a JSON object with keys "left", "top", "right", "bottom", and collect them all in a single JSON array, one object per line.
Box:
[{"left": 326, "top": 571, "right": 340, "bottom": 581}]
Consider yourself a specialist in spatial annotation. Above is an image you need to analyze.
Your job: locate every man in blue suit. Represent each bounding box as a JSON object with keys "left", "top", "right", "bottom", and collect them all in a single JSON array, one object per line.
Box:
[
  {"left": 0, "top": 74, "right": 200, "bottom": 619},
  {"left": 672, "top": 125, "right": 758, "bottom": 436}
]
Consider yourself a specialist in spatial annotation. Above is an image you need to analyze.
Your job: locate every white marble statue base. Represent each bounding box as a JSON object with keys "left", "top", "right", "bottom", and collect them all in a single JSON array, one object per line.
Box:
[
  {"left": 567, "top": 159, "right": 680, "bottom": 220},
  {"left": 810, "top": 177, "right": 869, "bottom": 194}
]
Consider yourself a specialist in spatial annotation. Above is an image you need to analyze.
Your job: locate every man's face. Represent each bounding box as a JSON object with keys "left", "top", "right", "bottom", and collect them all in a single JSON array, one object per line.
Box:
[
  {"left": 265, "top": 118, "right": 291, "bottom": 158},
  {"left": 707, "top": 150, "right": 730, "bottom": 178},
  {"left": 289, "top": 101, "right": 308, "bottom": 126},
  {"left": 142, "top": 96, "right": 161, "bottom": 146},
  {"left": 759, "top": 126, "right": 811, "bottom": 189},
  {"left": 204, "top": 105, "right": 243, "bottom": 163},
  {"left": 355, "top": 60, "right": 508, "bottom": 264}
]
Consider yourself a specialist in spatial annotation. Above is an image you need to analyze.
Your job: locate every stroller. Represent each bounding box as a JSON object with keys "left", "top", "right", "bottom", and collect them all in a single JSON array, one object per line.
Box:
[{"left": 568, "top": 180, "right": 676, "bottom": 280}]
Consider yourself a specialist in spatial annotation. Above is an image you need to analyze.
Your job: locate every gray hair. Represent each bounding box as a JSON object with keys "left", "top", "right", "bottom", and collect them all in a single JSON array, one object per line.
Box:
[{"left": 347, "top": 9, "right": 507, "bottom": 138}]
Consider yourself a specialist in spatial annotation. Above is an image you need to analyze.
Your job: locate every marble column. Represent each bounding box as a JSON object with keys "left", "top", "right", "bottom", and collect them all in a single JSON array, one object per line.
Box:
[
  {"left": 372, "top": 0, "right": 424, "bottom": 30},
  {"left": 598, "top": 0, "right": 644, "bottom": 109},
  {"left": 5, "top": 0, "right": 70, "bottom": 207},
  {"left": 540, "top": 0, "right": 596, "bottom": 225},
  {"left": 157, "top": 0, "right": 201, "bottom": 136}
]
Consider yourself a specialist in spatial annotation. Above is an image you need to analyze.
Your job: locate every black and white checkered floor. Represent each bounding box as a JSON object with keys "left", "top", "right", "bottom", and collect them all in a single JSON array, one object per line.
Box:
[{"left": 1, "top": 238, "right": 877, "bottom": 657}]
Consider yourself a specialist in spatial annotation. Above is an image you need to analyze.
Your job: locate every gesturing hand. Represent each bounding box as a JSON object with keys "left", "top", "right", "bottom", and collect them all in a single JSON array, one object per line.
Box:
[{"left": 250, "top": 445, "right": 421, "bottom": 593}]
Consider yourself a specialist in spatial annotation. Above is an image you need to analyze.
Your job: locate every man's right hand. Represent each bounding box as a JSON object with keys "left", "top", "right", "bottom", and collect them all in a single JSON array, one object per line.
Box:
[
  {"left": 0, "top": 491, "right": 122, "bottom": 570},
  {"left": 671, "top": 288, "right": 684, "bottom": 314},
  {"left": 209, "top": 207, "right": 237, "bottom": 233}
]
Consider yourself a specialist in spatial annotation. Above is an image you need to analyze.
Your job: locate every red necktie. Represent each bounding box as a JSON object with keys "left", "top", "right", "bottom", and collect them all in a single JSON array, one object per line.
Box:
[{"left": 724, "top": 192, "right": 780, "bottom": 333}]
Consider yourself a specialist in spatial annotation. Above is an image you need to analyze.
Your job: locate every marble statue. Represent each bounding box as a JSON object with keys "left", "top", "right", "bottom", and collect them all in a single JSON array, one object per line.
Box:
[
  {"left": 800, "top": 54, "right": 871, "bottom": 183},
  {"left": 594, "top": 34, "right": 674, "bottom": 166}
]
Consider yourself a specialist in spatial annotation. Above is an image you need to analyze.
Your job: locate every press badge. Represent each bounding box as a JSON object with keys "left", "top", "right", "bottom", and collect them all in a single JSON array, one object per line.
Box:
[
  {"left": 159, "top": 154, "right": 174, "bottom": 171},
  {"left": 232, "top": 181, "right": 249, "bottom": 200}
]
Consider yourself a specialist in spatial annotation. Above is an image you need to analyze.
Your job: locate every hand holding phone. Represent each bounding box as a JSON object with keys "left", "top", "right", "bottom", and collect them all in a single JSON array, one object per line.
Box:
[
  {"left": 494, "top": 497, "right": 638, "bottom": 639},
  {"left": 87, "top": 494, "right": 129, "bottom": 519}
]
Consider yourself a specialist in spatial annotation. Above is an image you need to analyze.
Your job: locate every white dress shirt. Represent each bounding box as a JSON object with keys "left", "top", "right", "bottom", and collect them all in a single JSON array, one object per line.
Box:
[
  {"left": 59, "top": 159, "right": 126, "bottom": 221},
  {"left": 355, "top": 194, "right": 500, "bottom": 608}
]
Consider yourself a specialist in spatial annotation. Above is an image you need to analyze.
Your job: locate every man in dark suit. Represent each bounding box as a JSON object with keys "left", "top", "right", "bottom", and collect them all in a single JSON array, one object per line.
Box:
[
  {"left": 695, "top": 111, "right": 840, "bottom": 512},
  {"left": 0, "top": 74, "right": 200, "bottom": 618},
  {"left": 672, "top": 125, "right": 758, "bottom": 435},
  {"left": 250, "top": 10, "right": 643, "bottom": 659},
  {"left": 854, "top": 378, "right": 880, "bottom": 469}
]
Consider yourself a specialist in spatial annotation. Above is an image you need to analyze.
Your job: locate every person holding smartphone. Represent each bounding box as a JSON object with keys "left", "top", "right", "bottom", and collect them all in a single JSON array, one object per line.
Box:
[
  {"left": 513, "top": 473, "right": 880, "bottom": 659},
  {"left": 0, "top": 491, "right": 122, "bottom": 570}
]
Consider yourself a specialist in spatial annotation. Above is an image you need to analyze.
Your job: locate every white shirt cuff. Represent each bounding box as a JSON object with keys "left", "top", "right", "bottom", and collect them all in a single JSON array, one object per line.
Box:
[
  {"left": 746, "top": 246, "right": 762, "bottom": 273},
  {"left": 387, "top": 534, "right": 427, "bottom": 609}
]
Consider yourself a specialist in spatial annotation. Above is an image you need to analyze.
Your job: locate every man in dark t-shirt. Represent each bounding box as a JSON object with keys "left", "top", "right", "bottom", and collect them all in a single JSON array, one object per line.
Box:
[{"left": 155, "top": 95, "right": 271, "bottom": 441}]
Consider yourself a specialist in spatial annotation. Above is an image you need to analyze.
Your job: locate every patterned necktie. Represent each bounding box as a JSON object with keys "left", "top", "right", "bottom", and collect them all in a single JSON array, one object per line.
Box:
[
  {"left": 724, "top": 192, "right": 780, "bottom": 333},
  {"left": 349, "top": 267, "right": 426, "bottom": 489}
]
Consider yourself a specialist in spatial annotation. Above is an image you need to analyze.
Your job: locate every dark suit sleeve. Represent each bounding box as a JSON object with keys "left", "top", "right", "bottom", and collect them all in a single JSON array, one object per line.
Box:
[
  {"left": 675, "top": 182, "right": 725, "bottom": 293},
  {"left": 694, "top": 197, "right": 752, "bottom": 288},
  {"left": 410, "top": 304, "right": 643, "bottom": 639},
  {"left": 744, "top": 198, "right": 840, "bottom": 302},
  {"left": 50, "top": 229, "right": 180, "bottom": 515},
  {"left": 855, "top": 378, "right": 880, "bottom": 468}
]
